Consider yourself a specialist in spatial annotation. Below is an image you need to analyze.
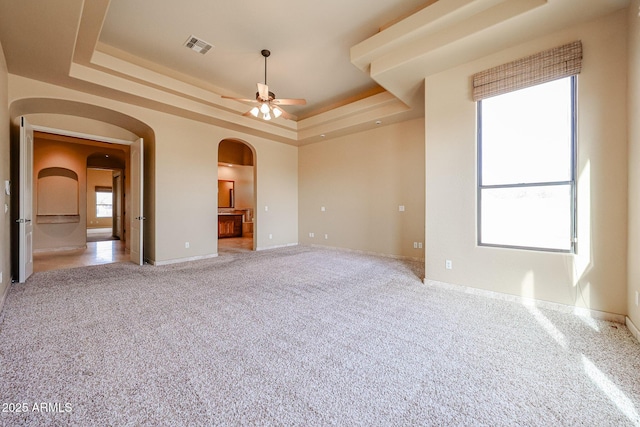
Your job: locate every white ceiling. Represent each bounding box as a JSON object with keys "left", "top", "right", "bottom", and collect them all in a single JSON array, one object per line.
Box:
[
  {"left": 0, "top": 0, "right": 631, "bottom": 145},
  {"left": 99, "top": 0, "right": 429, "bottom": 119}
]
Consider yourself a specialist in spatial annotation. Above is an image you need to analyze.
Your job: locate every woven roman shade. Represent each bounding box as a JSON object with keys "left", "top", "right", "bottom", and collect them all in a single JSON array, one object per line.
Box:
[{"left": 472, "top": 41, "right": 582, "bottom": 101}]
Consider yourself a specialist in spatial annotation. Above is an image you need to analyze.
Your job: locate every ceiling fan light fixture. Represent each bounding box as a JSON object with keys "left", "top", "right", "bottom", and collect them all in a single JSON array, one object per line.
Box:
[{"left": 221, "top": 49, "right": 306, "bottom": 121}]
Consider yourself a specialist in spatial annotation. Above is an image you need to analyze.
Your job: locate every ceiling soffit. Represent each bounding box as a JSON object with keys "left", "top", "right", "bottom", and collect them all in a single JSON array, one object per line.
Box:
[{"left": 4, "top": 0, "right": 630, "bottom": 145}]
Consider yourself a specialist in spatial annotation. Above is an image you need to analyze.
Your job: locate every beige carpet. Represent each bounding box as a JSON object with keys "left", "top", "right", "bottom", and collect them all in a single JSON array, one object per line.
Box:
[{"left": 0, "top": 246, "right": 638, "bottom": 426}]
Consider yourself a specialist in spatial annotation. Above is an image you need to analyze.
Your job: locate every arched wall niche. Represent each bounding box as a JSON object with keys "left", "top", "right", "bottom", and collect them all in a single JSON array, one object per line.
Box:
[{"left": 37, "top": 167, "right": 79, "bottom": 217}]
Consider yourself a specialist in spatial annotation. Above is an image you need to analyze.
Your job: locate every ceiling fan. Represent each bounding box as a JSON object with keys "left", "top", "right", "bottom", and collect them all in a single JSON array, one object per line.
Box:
[{"left": 222, "top": 49, "right": 306, "bottom": 121}]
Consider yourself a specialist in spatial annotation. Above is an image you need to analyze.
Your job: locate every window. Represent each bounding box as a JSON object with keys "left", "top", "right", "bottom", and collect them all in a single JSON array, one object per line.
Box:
[
  {"left": 96, "top": 187, "right": 113, "bottom": 218},
  {"left": 477, "top": 76, "right": 576, "bottom": 252}
]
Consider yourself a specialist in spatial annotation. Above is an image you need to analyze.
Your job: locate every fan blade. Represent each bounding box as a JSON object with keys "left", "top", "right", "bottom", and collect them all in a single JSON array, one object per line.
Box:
[
  {"left": 221, "top": 95, "right": 258, "bottom": 103},
  {"left": 257, "top": 83, "right": 269, "bottom": 101},
  {"left": 273, "top": 105, "right": 295, "bottom": 120},
  {"left": 272, "top": 98, "right": 307, "bottom": 106},
  {"left": 242, "top": 110, "right": 254, "bottom": 117}
]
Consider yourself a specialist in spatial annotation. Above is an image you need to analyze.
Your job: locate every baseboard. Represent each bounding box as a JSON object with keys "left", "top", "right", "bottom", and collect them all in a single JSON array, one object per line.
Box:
[
  {"left": 256, "top": 243, "right": 299, "bottom": 251},
  {"left": 425, "top": 279, "right": 626, "bottom": 324},
  {"left": 0, "top": 279, "right": 11, "bottom": 318},
  {"left": 307, "top": 243, "right": 425, "bottom": 263},
  {"left": 150, "top": 253, "right": 218, "bottom": 266},
  {"left": 626, "top": 317, "right": 640, "bottom": 342}
]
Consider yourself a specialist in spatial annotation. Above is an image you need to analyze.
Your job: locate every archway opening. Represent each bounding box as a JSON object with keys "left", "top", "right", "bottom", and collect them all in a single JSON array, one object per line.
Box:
[
  {"left": 217, "top": 139, "right": 256, "bottom": 253},
  {"left": 9, "top": 98, "right": 155, "bottom": 274}
]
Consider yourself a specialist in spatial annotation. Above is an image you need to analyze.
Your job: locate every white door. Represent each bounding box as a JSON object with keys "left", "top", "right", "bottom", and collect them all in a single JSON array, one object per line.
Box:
[
  {"left": 130, "top": 138, "right": 144, "bottom": 265},
  {"left": 18, "top": 117, "right": 34, "bottom": 283},
  {"left": 112, "top": 171, "right": 123, "bottom": 240}
]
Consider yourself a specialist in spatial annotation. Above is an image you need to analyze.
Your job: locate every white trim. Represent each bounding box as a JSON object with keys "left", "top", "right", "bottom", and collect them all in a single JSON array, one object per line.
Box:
[
  {"left": 87, "top": 227, "right": 112, "bottom": 234},
  {"left": 0, "top": 280, "right": 11, "bottom": 316},
  {"left": 306, "top": 243, "right": 425, "bottom": 263},
  {"left": 425, "top": 279, "right": 627, "bottom": 324},
  {"left": 32, "top": 125, "right": 134, "bottom": 146},
  {"left": 256, "top": 243, "right": 299, "bottom": 251},
  {"left": 150, "top": 253, "right": 218, "bottom": 266},
  {"left": 626, "top": 317, "right": 640, "bottom": 342}
]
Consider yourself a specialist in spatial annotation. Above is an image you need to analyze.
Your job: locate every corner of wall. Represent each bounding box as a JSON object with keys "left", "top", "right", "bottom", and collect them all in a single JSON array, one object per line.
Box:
[
  {"left": 0, "top": 39, "right": 11, "bottom": 313},
  {"left": 628, "top": 0, "right": 640, "bottom": 330},
  {"left": 627, "top": 316, "right": 640, "bottom": 342}
]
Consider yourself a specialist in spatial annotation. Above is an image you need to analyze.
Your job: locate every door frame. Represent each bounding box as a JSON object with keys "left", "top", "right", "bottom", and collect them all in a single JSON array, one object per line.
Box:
[
  {"left": 15, "top": 117, "right": 34, "bottom": 283},
  {"left": 13, "top": 124, "right": 144, "bottom": 276}
]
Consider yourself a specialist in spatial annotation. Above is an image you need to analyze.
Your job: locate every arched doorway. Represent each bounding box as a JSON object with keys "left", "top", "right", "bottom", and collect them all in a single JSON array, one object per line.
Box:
[
  {"left": 29, "top": 133, "right": 131, "bottom": 272},
  {"left": 9, "top": 98, "right": 155, "bottom": 275},
  {"left": 217, "top": 139, "right": 256, "bottom": 253},
  {"left": 86, "top": 152, "right": 127, "bottom": 242}
]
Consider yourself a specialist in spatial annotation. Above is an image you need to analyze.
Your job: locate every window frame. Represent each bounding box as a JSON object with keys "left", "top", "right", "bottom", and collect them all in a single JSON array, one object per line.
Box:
[
  {"left": 477, "top": 75, "right": 578, "bottom": 253},
  {"left": 95, "top": 189, "right": 113, "bottom": 219}
]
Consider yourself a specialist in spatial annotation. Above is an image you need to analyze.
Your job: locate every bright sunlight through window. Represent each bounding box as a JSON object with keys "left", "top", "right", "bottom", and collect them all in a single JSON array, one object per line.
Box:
[
  {"left": 478, "top": 76, "right": 576, "bottom": 252},
  {"left": 96, "top": 191, "right": 113, "bottom": 218}
]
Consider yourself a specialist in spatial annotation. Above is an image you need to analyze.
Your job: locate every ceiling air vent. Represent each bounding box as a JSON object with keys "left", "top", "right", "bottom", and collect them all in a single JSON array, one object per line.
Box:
[{"left": 184, "top": 35, "right": 213, "bottom": 54}]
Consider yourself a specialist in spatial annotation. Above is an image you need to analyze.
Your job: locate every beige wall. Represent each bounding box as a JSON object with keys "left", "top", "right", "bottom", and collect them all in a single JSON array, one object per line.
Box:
[
  {"left": 87, "top": 168, "right": 114, "bottom": 229},
  {"left": 8, "top": 74, "right": 298, "bottom": 263},
  {"left": 628, "top": 0, "right": 640, "bottom": 328},
  {"left": 3, "top": 8, "right": 638, "bottom": 322},
  {"left": 33, "top": 137, "right": 127, "bottom": 250},
  {"left": 299, "top": 118, "right": 425, "bottom": 259},
  {"left": 425, "top": 10, "right": 628, "bottom": 315},
  {"left": 0, "top": 41, "right": 9, "bottom": 305}
]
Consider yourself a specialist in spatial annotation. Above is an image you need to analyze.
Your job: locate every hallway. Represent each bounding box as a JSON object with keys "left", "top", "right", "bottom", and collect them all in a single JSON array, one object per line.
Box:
[{"left": 33, "top": 240, "right": 129, "bottom": 273}]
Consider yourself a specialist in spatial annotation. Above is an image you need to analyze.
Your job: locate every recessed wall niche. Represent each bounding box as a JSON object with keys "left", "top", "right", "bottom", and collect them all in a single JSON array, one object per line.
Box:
[{"left": 37, "top": 167, "right": 80, "bottom": 223}]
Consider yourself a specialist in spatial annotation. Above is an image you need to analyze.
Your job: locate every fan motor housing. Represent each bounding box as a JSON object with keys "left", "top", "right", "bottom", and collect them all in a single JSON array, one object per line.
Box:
[{"left": 256, "top": 91, "right": 276, "bottom": 101}]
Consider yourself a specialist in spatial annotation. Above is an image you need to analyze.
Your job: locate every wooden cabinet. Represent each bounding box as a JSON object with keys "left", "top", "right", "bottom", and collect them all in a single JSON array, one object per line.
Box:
[{"left": 218, "top": 214, "right": 243, "bottom": 238}]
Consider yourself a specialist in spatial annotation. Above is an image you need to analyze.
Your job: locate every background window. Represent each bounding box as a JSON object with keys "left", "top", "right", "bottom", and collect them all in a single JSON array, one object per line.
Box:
[
  {"left": 478, "top": 76, "right": 576, "bottom": 252},
  {"left": 96, "top": 189, "right": 113, "bottom": 218}
]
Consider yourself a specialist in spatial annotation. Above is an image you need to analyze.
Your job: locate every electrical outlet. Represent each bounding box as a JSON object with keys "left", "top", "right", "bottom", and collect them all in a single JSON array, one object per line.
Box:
[
  {"left": 445, "top": 260, "right": 452, "bottom": 270},
  {"left": 399, "top": 205, "right": 405, "bottom": 212},
  {"left": 321, "top": 206, "right": 326, "bottom": 212},
  {"left": 185, "top": 242, "right": 190, "bottom": 249},
  {"left": 269, "top": 234, "right": 273, "bottom": 240},
  {"left": 265, "top": 206, "right": 269, "bottom": 211},
  {"left": 418, "top": 242, "right": 423, "bottom": 249},
  {"left": 0, "top": 272, "right": 2, "bottom": 283},
  {"left": 324, "top": 234, "right": 329, "bottom": 240}
]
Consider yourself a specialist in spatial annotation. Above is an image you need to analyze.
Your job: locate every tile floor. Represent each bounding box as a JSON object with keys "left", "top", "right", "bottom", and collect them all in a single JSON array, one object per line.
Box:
[
  {"left": 32, "top": 236, "right": 254, "bottom": 273},
  {"left": 33, "top": 240, "right": 129, "bottom": 273},
  {"left": 218, "top": 236, "right": 254, "bottom": 253}
]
